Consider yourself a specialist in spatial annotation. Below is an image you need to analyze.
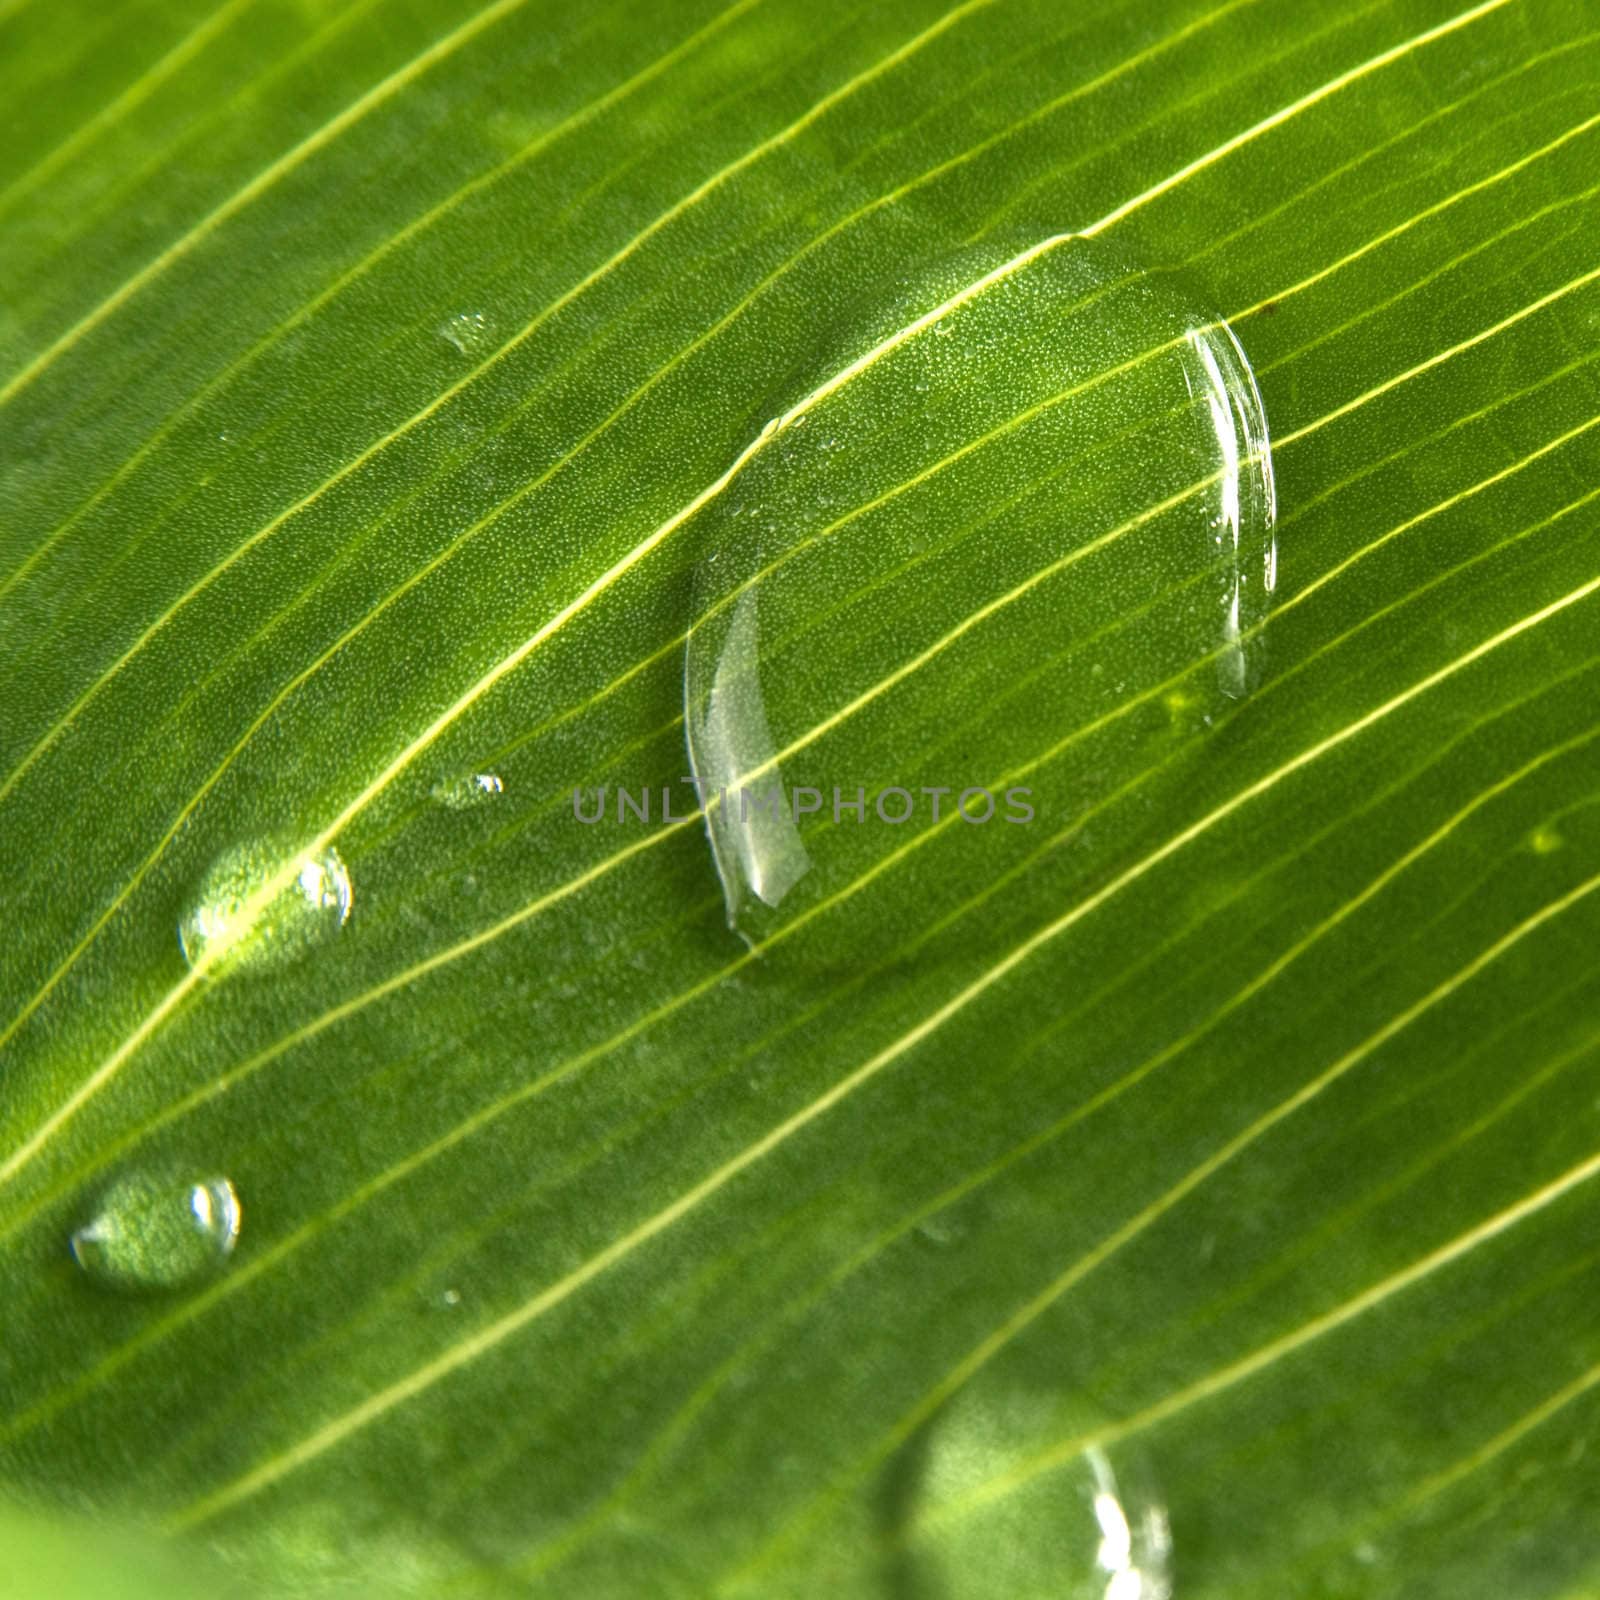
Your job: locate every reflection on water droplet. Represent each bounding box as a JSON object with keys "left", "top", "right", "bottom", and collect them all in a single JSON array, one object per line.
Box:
[
  {"left": 890, "top": 1377, "right": 1171, "bottom": 1600},
  {"left": 438, "top": 309, "right": 489, "bottom": 354},
  {"left": 430, "top": 771, "right": 505, "bottom": 809},
  {"left": 1177, "top": 322, "right": 1277, "bottom": 698},
  {"left": 685, "top": 588, "right": 811, "bottom": 931},
  {"left": 683, "top": 233, "right": 1275, "bottom": 960},
  {"left": 178, "top": 839, "right": 352, "bottom": 973},
  {"left": 72, "top": 1171, "right": 241, "bottom": 1292}
]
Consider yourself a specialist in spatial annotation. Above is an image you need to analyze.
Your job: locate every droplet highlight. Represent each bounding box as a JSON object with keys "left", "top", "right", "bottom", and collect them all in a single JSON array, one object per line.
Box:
[
  {"left": 178, "top": 839, "right": 352, "bottom": 973},
  {"left": 72, "top": 1171, "right": 241, "bottom": 1292},
  {"left": 683, "top": 233, "right": 1275, "bottom": 961},
  {"left": 685, "top": 588, "right": 812, "bottom": 923}
]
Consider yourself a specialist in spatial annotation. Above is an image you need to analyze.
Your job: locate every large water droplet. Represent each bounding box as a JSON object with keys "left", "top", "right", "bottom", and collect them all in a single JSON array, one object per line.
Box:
[
  {"left": 71, "top": 1171, "right": 241, "bottom": 1292},
  {"left": 890, "top": 1378, "right": 1171, "bottom": 1600},
  {"left": 683, "top": 233, "right": 1274, "bottom": 959},
  {"left": 177, "top": 839, "right": 352, "bottom": 973}
]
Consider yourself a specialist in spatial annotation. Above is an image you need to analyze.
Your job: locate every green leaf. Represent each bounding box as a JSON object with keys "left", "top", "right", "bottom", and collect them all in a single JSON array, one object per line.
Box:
[
  {"left": 0, "top": 1501, "right": 245, "bottom": 1600},
  {"left": 2, "top": 1, "right": 1598, "bottom": 1597}
]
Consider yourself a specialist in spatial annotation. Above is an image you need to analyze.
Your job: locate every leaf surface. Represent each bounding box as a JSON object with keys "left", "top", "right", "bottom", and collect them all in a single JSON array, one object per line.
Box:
[{"left": 2, "top": 1, "right": 1598, "bottom": 1596}]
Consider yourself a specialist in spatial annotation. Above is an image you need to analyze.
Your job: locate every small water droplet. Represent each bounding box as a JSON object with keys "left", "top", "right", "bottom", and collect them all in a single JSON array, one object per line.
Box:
[
  {"left": 178, "top": 839, "right": 352, "bottom": 974},
  {"left": 430, "top": 771, "right": 505, "bottom": 809},
  {"left": 888, "top": 1376, "right": 1171, "bottom": 1599},
  {"left": 71, "top": 1171, "right": 241, "bottom": 1292},
  {"left": 437, "top": 310, "right": 489, "bottom": 355},
  {"left": 683, "top": 233, "right": 1274, "bottom": 962},
  {"left": 1529, "top": 824, "right": 1563, "bottom": 854}
]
